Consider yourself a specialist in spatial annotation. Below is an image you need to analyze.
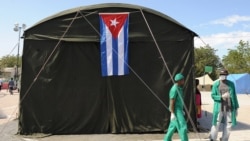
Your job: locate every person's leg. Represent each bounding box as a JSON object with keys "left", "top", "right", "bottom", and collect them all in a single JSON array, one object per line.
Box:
[
  {"left": 164, "top": 120, "right": 177, "bottom": 141},
  {"left": 221, "top": 111, "right": 232, "bottom": 141},
  {"left": 10, "top": 87, "right": 13, "bottom": 95},
  {"left": 175, "top": 110, "right": 188, "bottom": 141},
  {"left": 210, "top": 111, "right": 223, "bottom": 140}
]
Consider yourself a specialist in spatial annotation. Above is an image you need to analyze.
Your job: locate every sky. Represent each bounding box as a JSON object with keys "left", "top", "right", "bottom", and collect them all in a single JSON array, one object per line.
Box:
[{"left": 1, "top": 0, "right": 250, "bottom": 59}]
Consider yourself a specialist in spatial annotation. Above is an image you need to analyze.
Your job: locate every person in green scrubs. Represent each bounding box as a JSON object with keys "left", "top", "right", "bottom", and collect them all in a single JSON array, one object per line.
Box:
[
  {"left": 164, "top": 73, "right": 189, "bottom": 141},
  {"left": 209, "top": 69, "right": 239, "bottom": 141}
]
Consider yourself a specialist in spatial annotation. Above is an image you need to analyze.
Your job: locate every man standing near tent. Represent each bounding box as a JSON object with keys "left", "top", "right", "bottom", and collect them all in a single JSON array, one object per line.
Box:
[
  {"left": 195, "top": 79, "right": 202, "bottom": 119},
  {"left": 164, "top": 73, "right": 189, "bottom": 141},
  {"left": 0, "top": 79, "right": 2, "bottom": 92},
  {"left": 8, "top": 78, "right": 15, "bottom": 95},
  {"left": 209, "top": 69, "right": 239, "bottom": 141}
]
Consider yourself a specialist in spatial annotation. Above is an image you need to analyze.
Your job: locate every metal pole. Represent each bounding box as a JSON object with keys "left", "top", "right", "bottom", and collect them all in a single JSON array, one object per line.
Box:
[
  {"left": 16, "top": 27, "right": 21, "bottom": 83},
  {"left": 14, "top": 23, "right": 25, "bottom": 89}
]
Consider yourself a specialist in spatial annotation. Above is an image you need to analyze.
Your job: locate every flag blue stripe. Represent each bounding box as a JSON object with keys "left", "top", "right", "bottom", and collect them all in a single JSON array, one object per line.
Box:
[
  {"left": 123, "top": 18, "right": 129, "bottom": 74},
  {"left": 99, "top": 13, "right": 129, "bottom": 76},
  {"left": 112, "top": 38, "right": 118, "bottom": 75},
  {"left": 100, "top": 18, "right": 108, "bottom": 76}
]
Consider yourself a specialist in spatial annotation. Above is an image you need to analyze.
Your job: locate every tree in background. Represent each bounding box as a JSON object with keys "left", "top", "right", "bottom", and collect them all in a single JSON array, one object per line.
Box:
[
  {"left": 194, "top": 45, "right": 222, "bottom": 80},
  {"left": 222, "top": 40, "right": 250, "bottom": 73},
  {"left": 0, "top": 55, "right": 22, "bottom": 68},
  {"left": 0, "top": 55, "right": 22, "bottom": 78}
]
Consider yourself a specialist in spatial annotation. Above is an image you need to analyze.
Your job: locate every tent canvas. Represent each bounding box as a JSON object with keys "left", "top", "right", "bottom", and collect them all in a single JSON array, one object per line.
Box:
[
  {"left": 196, "top": 74, "right": 214, "bottom": 85},
  {"left": 18, "top": 3, "right": 198, "bottom": 134},
  {"left": 227, "top": 73, "right": 250, "bottom": 94}
]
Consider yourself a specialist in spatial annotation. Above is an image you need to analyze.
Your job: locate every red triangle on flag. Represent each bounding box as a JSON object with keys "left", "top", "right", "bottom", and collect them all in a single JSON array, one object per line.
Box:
[{"left": 100, "top": 13, "right": 128, "bottom": 38}]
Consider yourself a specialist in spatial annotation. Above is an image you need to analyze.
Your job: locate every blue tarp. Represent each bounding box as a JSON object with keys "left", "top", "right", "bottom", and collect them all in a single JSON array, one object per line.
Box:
[{"left": 227, "top": 73, "right": 250, "bottom": 94}]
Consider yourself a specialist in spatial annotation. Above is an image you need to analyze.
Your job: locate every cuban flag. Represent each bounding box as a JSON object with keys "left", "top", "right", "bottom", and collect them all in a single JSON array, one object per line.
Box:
[{"left": 99, "top": 13, "right": 129, "bottom": 76}]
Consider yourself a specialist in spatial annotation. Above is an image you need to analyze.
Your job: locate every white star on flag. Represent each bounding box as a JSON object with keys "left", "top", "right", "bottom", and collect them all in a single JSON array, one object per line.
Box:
[{"left": 110, "top": 18, "right": 119, "bottom": 27}]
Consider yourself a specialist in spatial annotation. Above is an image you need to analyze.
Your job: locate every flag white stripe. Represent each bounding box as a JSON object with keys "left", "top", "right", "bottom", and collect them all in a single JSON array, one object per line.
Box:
[
  {"left": 118, "top": 26, "right": 125, "bottom": 75},
  {"left": 105, "top": 26, "right": 113, "bottom": 76},
  {"left": 99, "top": 13, "right": 129, "bottom": 76}
]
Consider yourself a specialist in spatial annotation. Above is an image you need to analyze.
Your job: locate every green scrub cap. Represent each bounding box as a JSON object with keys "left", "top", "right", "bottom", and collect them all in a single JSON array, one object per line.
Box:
[{"left": 174, "top": 73, "right": 184, "bottom": 81}]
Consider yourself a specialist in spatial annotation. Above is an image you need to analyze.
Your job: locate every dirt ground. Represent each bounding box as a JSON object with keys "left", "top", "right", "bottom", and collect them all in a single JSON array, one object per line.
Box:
[{"left": 0, "top": 90, "right": 250, "bottom": 141}]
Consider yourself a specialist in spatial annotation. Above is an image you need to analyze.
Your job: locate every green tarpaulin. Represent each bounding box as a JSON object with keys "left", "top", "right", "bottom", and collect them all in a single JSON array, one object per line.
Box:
[{"left": 18, "top": 3, "right": 198, "bottom": 134}]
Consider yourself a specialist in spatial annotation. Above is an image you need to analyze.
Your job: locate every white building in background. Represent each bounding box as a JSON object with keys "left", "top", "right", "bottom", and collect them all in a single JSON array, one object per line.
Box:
[
  {"left": 0, "top": 67, "right": 21, "bottom": 81},
  {"left": 0, "top": 67, "right": 21, "bottom": 90}
]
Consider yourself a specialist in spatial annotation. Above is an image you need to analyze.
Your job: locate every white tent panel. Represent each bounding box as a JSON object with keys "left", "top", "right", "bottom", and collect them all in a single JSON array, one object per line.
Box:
[{"left": 196, "top": 74, "right": 214, "bottom": 85}]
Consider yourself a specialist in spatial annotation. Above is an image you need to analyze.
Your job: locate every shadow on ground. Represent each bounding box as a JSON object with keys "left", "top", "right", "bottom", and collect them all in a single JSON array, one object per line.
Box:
[{"left": 198, "top": 110, "right": 250, "bottom": 131}]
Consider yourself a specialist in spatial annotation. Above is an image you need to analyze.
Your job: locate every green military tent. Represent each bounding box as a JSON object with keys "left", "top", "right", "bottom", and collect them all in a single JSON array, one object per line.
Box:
[{"left": 18, "top": 3, "right": 198, "bottom": 134}]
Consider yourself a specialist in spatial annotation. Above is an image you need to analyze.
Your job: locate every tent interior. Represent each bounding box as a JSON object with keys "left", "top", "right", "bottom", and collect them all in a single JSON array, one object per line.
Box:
[{"left": 18, "top": 3, "right": 198, "bottom": 134}]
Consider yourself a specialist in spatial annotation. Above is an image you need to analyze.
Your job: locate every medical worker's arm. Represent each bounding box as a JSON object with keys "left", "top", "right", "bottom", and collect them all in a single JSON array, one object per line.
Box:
[
  {"left": 229, "top": 81, "right": 239, "bottom": 112},
  {"left": 169, "top": 99, "right": 175, "bottom": 113},
  {"left": 211, "top": 82, "right": 221, "bottom": 102}
]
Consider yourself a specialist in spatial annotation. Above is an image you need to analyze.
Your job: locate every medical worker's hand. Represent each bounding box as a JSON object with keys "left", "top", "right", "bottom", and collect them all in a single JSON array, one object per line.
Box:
[
  {"left": 222, "top": 92, "right": 229, "bottom": 100},
  {"left": 170, "top": 113, "right": 176, "bottom": 120},
  {"left": 236, "top": 109, "right": 238, "bottom": 117}
]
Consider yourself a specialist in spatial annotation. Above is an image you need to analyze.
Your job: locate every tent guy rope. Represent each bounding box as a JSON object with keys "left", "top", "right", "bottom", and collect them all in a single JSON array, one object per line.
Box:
[
  {"left": 2, "top": 9, "right": 201, "bottom": 140},
  {"left": 139, "top": 8, "right": 202, "bottom": 140},
  {"left": 79, "top": 10, "right": 101, "bottom": 37},
  {"left": 0, "top": 11, "right": 80, "bottom": 135}
]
